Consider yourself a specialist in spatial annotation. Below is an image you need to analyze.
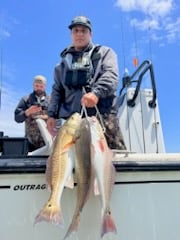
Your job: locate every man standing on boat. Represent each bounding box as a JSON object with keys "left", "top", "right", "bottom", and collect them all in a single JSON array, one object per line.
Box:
[
  {"left": 14, "top": 75, "right": 50, "bottom": 151},
  {"left": 47, "top": 16, "right": 126, "bottom": 150}
]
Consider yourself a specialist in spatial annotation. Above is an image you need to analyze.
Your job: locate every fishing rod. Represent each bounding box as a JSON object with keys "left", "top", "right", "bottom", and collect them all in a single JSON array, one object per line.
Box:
[
  {"left": 120, "top": 12, "right": 126, "bottom": 71},
  {"left": 148, "top": 26, "right": 153, "bottom": 63}
]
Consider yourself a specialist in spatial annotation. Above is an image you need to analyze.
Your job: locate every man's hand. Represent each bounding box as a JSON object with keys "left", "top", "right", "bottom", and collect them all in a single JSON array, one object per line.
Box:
[
  {"left": 47, "top": 117, "right": 57, "bottom": 137},
  {"left": 81, "top": 92, "right": 99, "bottom": 108},
  {"left": 25, "top": 105, "right": 42, "bottom": 117}
]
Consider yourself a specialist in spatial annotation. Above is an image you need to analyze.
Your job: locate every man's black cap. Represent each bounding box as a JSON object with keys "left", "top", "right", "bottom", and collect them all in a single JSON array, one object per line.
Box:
[{"left": 68, "top": 16, "right": 92, "bottom": 31}]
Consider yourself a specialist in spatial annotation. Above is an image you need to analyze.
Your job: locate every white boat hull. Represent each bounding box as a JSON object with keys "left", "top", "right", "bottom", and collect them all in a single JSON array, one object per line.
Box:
[{"left": 1, "top": 166, "right": 180, "bottom": 240}]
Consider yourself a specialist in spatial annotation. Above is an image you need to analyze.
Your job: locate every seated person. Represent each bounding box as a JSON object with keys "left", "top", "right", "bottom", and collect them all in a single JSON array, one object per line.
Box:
[{"left": 14, "top": 75, "right": 51, "bottom": 153}]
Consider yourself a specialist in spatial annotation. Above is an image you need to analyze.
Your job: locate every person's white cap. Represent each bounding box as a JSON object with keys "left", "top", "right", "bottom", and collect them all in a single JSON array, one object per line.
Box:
[{"left": 33, "top": 75, "right": 46, "bottom": 84}]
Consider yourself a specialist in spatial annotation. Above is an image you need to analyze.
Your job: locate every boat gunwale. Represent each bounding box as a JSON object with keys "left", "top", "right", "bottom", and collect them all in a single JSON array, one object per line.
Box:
[{"left": 1, "top": 154, "right": 180, "bottom": 174}]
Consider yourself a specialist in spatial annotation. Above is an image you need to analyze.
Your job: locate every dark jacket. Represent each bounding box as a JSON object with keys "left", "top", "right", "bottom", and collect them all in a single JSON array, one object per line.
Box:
[
  {"left": 14, "top": 92, "right": 49, "bottom": 123},
  {"left": 48, "top": 43, "right": 119, "bottom": 119},
  {"left": 14, "top": 92, "right": 50, "bottom": 150}
]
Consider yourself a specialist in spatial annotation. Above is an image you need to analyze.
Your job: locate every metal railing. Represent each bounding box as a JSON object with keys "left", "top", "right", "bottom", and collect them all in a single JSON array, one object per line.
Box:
[{"left": 119, "top": 60, "right": 157, "bottom": 108}]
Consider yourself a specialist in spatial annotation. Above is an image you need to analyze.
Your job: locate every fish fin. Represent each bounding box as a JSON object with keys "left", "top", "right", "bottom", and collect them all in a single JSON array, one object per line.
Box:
[
  {"left": 94, "top": 178, "right": 100, "bottom": 195},
  {"left": 61, "top": 140, "right": 75, "bottom": 153},
  {"left": 65, "top": 173, "right": 74, "bottom": 189},
  {"left": 34, "top": 202, "right": 64, "bottom": 227},
  {"left": 63, "top": 213, "right": 80, "bottom": 239},
  {"left": 101, "top": 210, "right": 117, "bottom": 238}
]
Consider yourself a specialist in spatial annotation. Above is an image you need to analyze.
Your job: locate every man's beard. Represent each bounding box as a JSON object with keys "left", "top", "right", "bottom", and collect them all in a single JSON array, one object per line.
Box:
[{"left": 34, "top": 90, "right": 45, "bottom": 97}]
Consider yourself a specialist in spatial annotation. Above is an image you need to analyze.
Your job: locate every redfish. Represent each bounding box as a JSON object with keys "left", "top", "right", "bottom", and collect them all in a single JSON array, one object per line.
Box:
[
  {"left": 89, "top": 116, "right": 117, "bottom": 238},
  {"left": 64, "top": 118, "right": 93, "bottom": 239},
  {"left": 34, "top": 112, "right": 81, "bottom": 227}
]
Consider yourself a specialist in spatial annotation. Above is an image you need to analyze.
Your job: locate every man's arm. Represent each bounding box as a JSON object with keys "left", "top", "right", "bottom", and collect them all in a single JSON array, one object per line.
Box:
[
  {"left": 47, "top": 65, "right": 64, "bottom": 137},
  {"left": 47, "top": 65, "right": 63, "bottom": 118},
  {"left": 81, "top": 47, "right": 119, "bottom": 108},
  {"left": 91, "top": 46, "right": 119, "bottom": 99},
  {"left": 14, "top": 98, "right": 28, "bottom": 123}
]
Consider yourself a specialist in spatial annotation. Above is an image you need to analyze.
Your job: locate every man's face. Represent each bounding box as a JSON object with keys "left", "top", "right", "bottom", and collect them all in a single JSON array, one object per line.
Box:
[
  {"left": 33, "top": 82, "right": 46, "bottom": 96},
  {"left": 71, "top": 25, "right": 92, "bottom": 51}
]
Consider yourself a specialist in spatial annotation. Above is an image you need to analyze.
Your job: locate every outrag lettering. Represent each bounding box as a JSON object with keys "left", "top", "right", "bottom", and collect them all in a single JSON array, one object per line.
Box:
[{"left": 13, "top": 184, "right": 46, "bottom": 191}]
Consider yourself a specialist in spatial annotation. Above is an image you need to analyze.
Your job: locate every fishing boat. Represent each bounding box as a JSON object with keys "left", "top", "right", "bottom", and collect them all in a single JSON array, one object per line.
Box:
[{"left": 1, "top": 60, "right": 180, "bottom": 240}]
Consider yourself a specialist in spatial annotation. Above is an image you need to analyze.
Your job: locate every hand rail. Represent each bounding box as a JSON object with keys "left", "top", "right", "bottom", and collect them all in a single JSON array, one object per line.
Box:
[{"left": 119, "top": 60, "right": 157, "bottom": 108}]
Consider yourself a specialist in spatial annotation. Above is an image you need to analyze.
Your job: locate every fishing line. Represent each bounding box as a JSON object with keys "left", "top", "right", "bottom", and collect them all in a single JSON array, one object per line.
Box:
[
  {"left": 81, "top": 104, "right": 88, "bottom": 118},
  {"left": 94, "top": 105, "right": 105, "bottom": 133},
  {"left": 81, "top": 87, "right": 88, "bottom": 118},
  {"left": 81, "top": 87, "right": 106, "bottom": 132}
]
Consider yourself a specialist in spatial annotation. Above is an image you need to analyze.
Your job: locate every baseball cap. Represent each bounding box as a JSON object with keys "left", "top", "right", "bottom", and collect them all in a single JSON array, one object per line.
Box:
[
  {"left": 33, "top": 75, "right": 46, "bottom": 84},
  {"left": 68, "top": 16, "right": 92, "bottom": 31}
]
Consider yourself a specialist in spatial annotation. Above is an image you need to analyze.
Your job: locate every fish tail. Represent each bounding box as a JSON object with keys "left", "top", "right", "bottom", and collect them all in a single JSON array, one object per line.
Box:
[
  {"left": 101, "top": 211, "right": 117, "bottom": 238},
  {"left": 34, "top": 202, "right": 64, "bottom": 227},
  {"left": 63, "top": 213, "right": 80, "bottom": 239}
]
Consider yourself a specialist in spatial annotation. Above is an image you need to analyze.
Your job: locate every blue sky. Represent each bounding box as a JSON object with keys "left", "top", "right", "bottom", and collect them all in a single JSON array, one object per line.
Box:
[{"left": 0, "top": 0, "right": 179, "bottom": 153}]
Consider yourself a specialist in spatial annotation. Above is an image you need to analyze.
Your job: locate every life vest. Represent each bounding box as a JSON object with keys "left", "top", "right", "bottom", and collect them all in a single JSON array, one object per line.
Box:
[{"left": 62, "top": 45, "right": 101, "bottom": 89}]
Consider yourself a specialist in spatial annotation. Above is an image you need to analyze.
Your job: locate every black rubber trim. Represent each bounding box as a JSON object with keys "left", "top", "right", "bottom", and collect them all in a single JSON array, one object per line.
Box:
[{"left": 1, "top": 157, "right": 180, "bottom": 174}]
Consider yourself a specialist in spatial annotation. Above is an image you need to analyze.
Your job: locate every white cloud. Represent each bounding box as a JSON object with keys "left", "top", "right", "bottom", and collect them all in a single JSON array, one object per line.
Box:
[
  {"left": 150, "top": 32, "right": 163, "bottom": 42},
  {"left": 0, "top": 28, "right": 11, "bottom": 40},
  {"left": 115, "top": 0, "right": 180, "bottom": 44},
  {"left": 115, "top": 0, "right": 173, "bottom": 17},
  {"left": 0, "top": 84, "right": 25, "bottom": 137},
  {"left": 0, "top": 63, "right": 25, "bottom": 137},
  {"left": 130, "top": 18, "right": 160, "bottom": 31},
  {"left": 164, "top": 17, "right": 180, "bottom": 43},
  {"left": 0, "top": 11, "right": 19, "bottom": 40}
]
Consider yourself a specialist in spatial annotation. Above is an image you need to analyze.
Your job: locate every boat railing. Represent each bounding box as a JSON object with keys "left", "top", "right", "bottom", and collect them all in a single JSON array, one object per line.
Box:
[{"left": 119, "top": 60, "right": 157, "bottom": 108}]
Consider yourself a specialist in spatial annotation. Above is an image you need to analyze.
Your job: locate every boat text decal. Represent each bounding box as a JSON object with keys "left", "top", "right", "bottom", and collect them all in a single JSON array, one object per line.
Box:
[{"left": 13, "top": 184, "right": 46, "bottom": 191}]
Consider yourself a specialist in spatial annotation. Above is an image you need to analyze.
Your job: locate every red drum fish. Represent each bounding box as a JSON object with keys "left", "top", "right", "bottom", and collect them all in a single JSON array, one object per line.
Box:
[
  {"left": 64, "top": 118, "right": 93, "bottom": 239},
  {"left": 89, "top": 116, "right": 117, "bottom": 238},
  {"left": 34, "top": 112, "right": 81, "bottom": 227}
]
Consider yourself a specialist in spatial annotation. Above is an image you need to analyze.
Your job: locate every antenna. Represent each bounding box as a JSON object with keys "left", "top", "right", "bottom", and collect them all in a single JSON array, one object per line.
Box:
[
  {"left": 132, "top": 24, "right": 139, "bottom": 68},
  {"left": 148, "top": 26, "right": 153, "bottom": 62}
]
